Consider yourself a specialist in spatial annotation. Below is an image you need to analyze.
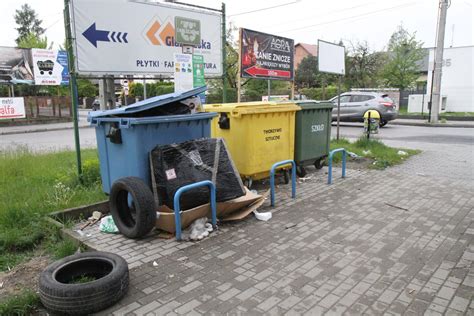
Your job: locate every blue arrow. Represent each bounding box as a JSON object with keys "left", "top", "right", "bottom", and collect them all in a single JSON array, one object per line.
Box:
[
  {"left": 117, "top": 32, "right": 122, "bottom": 43},
  {"left": 83, "top": 23, "right": 110, "bottom": 47},
  {"left": 110, "top": 31, "right": 116, "bottom": 42}
]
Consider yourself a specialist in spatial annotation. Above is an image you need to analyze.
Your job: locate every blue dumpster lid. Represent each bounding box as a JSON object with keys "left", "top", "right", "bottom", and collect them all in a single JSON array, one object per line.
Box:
[{"left": 89, "top": 86, "right": 207, "bottom": 118}]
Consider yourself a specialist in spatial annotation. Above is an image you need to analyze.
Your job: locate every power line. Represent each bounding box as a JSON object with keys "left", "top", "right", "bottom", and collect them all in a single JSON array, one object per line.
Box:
[
  {"left": 229, "top": 0, "right": 301, "bottom": 17},
  {"left": 258, "top": 1, "right": 376, "bottom": 29},
  {"left": 277, "top": 2, "right": 417, "bottom": 34}
]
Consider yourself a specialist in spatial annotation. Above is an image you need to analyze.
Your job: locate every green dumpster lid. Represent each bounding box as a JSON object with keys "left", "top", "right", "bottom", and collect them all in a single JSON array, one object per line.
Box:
[{"left": 291, "top": 100, "right": 334, "bottom": 110}]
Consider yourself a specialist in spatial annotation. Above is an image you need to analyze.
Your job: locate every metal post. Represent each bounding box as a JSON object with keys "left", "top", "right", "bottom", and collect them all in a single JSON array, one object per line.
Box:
[
  {"left": 336, "top": 75, "right": 342, "bottom": 140},
  {"left": 430, "top": 0, "right": 449, "bottom": 123},
  {"left": 143, "top": 79, "right": 147, "bottom": 99},
  {"left": 64, "top": 0, "right": 82, "bottom": 180},
  {"left": 237, "top": 28, "right": 242, "bottom": 103},
  {"left": 267, "top": 79, "right": 270, "bottom": 99},
  {"left": 367, "top": 111, "right": 371, "bottom": 140},
  {"left": 291, "top": 80, "right": 295, "bottom": 100},
  {"left": 221, "top": 2, "right": 227, "bottom": 103},
  {"left": 99, "top": 78, "right": 106, "bottom": 110}
]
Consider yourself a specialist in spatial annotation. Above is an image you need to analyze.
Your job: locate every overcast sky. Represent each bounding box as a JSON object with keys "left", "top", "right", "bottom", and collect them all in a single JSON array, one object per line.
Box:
[{"left": 0, "top": 0, "right": 472, "bottom": 51}]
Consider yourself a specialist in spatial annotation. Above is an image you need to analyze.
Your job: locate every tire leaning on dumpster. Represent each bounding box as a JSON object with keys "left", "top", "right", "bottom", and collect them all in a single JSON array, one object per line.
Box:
[
  {"left": 110, "top": 177, "right": 156, "bottom": 239},
  {"left": 39, "top": 251, "right": 129, "bottom": 315}
]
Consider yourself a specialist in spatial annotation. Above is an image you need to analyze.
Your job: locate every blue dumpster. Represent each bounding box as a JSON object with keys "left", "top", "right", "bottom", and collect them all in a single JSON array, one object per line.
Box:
[{"left": 89, "top": 86, "right": 217, "bottom": 194}]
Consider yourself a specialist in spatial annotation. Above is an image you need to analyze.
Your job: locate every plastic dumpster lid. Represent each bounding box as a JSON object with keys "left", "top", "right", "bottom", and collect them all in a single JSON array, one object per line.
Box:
[
  {"left": 204, "top": 101, "right": 300, "bottom": 117},
  {"left": 287, "top": 100, "right": 334, "bottom": 110},
  {"left": 89, "top": 86, "right": 207, "bottom": 118}
]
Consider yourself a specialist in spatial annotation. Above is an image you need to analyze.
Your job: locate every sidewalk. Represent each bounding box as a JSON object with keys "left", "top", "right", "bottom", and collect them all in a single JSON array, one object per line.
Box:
[
  {"left": 390, "top": 118, "right": 474, "bottom": 128},
  {"left": 71, "top": 160, "right": 474, "bottom": 315},
  {"left": 0, "top": 110, "right": 91, "bottom": 136}
]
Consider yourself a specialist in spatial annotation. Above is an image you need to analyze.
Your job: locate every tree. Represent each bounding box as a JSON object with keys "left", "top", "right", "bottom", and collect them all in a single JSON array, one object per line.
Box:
[
  {"left": 14, "top": 3, "right": 45, "bottom": 44},
  {"left": 345, "top": 41, "right": 385, "bottom": 88},
  {"left": 77, "top": 79, "right": 98, "bottom": 98},
  {"left": 295, "top": 56, "right": 320, "bottom": 89},
  {"left": 17, "top": 32, "right": 50, "bottom": 49},
  {"left": 381, "top": 25, "right": 424, "bottom": 90}
]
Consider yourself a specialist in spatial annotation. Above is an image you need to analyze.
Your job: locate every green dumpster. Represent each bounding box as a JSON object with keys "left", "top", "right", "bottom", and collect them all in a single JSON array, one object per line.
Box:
[{"left": 293, "top": 101, "right": 334, "bottom": 177}]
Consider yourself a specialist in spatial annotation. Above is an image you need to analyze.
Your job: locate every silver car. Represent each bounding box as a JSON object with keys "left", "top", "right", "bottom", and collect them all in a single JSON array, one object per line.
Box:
[{"left": 330, "top": 92, "right": 398, "bottom": 127}]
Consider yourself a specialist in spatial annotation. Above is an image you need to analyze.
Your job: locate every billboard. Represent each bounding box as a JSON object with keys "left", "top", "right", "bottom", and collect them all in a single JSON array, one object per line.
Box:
[
  {"left": 0, "top": 97, "right": 25, "bottom": 120},
  {"left": 240, "top": 28, "right": 294, "bottom": 81},
  {"left": 32, "top": 49, "right": 69, "bottom": 86},
  {"left": 0, "top": 47, "right": 34, "bottom": 84},
  {"left": 318, "top": 40, "right": 345, "bottom": 75},
  {"left": 70, "top": 0, "right": 222, "bottom": 77},
  {"left": 174, "top": 53, "right": 193, "bottom": 93}
]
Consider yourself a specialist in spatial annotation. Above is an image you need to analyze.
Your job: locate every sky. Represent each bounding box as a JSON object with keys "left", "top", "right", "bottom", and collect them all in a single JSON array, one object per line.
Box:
[{"left": 0, "top": 0, "right": 472, "bottom": 52}]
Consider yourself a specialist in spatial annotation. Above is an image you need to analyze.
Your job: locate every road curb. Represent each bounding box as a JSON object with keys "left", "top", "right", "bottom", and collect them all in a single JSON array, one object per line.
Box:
[
  {"left": 390, "top": 121, "right": 474, "bottom": 128},
  {"left": 0, "top": 125, "right": 92, "bottom": 136}
]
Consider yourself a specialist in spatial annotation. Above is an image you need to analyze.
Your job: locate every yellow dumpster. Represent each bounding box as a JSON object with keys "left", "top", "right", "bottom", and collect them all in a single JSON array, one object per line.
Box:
[{"left": 204, "top": 102, "right": 300, "bottom": 187}]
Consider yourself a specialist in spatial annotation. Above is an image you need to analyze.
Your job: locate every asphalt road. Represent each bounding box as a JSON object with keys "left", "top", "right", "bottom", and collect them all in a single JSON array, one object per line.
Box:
[{"left": 1, "top": 121, "right": 473, "bottom": 153}]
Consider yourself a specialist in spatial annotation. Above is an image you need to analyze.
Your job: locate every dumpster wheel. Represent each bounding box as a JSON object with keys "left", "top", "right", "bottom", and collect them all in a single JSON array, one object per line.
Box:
[
  {"left": 314, "top": 158, "right": 325, "bottom": 170},
  {"left": 110, "top": 177, "right": 156, "bottom": 239},
  {"left": 244, "top": 178, "right": 253, "bottom": 190},
  {"left": 39, "top": 251, "right": 129, "bottom": 315},
  {"left": 296, "top": 165, "right": 307, "bottom": 178},
  {"left": 283, "top": 169, "right": 290, "bottom": 184}
]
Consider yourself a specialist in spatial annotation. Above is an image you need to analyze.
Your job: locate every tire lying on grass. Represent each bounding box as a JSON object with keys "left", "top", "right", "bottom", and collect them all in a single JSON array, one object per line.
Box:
[
  {"left": 39, "top": 251, "right": 129, "bottom": 315},
  {"left": 109, "top": 176, "right": 156, "bottom": 239}
]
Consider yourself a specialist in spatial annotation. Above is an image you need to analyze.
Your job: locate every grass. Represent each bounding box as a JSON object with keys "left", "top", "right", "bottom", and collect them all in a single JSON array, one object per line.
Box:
[
  {"left": 0, "top": 289, "right": 40, "bottom": 316},
  {"left": 0, "top": 148, "right": 106, "bottom": 271},
  {"left": 330, "top": 137, "right": 420, "bottom": 169},
  {"left": 69, "top": 275, "right": 97, "bottom": 284}
]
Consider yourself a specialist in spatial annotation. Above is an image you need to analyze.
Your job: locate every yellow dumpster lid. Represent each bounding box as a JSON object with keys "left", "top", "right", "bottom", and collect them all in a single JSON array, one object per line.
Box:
[
  {"left": 204, "top": 101, "right": 300, "bottom": 117},
  {"left": 363, "top": 110, "right": 380, "bottom": 119}
]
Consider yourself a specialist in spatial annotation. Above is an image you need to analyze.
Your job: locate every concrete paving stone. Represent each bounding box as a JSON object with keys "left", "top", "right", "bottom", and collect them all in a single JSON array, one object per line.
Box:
[
  {"left": 217, "top": 288, "right": 241, "bottom": 302},
  {"left": 278, "top": 295, "right": 302, "bottom": 310},
  {"left": 436, "top": 286, "right": 456, "bottom": 301},
  {"left": 318, "top": 293, "right": 340, "bottom": 309},
  {"left": 449, "top": 296, "right": 470, "bottom": 312}
]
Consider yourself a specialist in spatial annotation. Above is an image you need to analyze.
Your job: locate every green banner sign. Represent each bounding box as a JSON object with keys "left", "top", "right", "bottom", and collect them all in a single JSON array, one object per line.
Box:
[
  {"left": 193, "top": 54, "right": 205, "bottom": 87},
  {"left": 175, "top": 17, "right": 201, "bottom": 46}
]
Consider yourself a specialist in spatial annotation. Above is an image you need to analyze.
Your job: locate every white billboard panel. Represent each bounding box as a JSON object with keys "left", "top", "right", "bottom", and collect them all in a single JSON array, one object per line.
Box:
[
  {"left": 70, "top": 0, "right": 222, "bottom": 77},
  {"left": 0, "top": 97, "right": 25, "bottom": 120},
  {"left": 32, "top": 49, "right": 69, "bottom": 85},
  {"left": 318, "top": 40, "right": 345, "bottom": 75}
]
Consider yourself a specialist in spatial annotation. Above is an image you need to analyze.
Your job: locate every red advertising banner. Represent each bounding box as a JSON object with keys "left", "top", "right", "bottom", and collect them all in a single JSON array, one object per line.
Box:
[{"left": 240, "top": 28, "right": 294, "bottom": 81}]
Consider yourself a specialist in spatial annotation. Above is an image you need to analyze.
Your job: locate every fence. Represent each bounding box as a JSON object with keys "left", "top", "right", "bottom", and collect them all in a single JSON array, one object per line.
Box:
[{"left": 24, "top": 96, "right": 72, "bottom": 119}]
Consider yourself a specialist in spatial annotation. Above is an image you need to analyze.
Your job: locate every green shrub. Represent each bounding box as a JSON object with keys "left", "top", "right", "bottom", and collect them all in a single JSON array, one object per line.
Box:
[
  {"left": 0, "top": 290, "right": 40, "bottom": 316},
  {"left": 301, "top": 86, "right": 338, "bottom": 100},
  {"left": 82, "top": 159, "right": 101, "bottom": 187}
]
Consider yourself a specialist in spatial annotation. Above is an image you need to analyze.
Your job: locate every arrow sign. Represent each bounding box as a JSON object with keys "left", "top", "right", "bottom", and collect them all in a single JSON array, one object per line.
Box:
[
  {"left": 82, "top": 23, "right": 128, "bottom": 47},
  {"left": 244, "top": 66, "right": 291, "bottom": 79}
]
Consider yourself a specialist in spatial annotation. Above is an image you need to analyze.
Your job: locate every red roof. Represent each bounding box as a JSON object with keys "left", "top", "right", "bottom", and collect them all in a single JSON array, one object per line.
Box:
[{"left": 296, "top": 43, "right": 317, "bottom": 56}]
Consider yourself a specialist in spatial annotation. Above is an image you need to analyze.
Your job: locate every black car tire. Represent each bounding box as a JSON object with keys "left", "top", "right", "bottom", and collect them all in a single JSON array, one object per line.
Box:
[
  {"left": 39, "top": 252, "right": 129, "bottom": 315},
  {"left": 379, "top": 119, "right": 388, "bottom": 127},
  {"left": 110, "top": 177, "right": 156, "bottom": 239}
]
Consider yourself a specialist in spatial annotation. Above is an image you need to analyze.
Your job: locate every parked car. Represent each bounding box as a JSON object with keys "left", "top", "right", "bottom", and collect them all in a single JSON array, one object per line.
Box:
[{"left": 329, "top": 92, "right": 398, "bottom": 127}]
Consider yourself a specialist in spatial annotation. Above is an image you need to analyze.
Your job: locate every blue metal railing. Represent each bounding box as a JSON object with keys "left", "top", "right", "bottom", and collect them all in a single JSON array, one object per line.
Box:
[
  {"left": 270, "top": 160, "right": 296, "bottom": 207},
  {"left": 173, "top": 180, "right": 217, "bottom": 241},
  {"left": 327, "top": 148, "right": 347, "bottom": 184}
]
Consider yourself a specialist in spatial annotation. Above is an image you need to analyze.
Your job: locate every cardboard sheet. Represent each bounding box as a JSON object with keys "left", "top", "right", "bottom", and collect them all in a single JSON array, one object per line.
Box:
[{"left": 155, "top": 188, "right": 267, "bottom": 233}]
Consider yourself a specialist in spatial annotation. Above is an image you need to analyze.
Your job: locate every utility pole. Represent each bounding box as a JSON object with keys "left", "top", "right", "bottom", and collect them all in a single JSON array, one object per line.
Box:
[{"left": 430, "top": 0, "right": 449, "bottom": 123}]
